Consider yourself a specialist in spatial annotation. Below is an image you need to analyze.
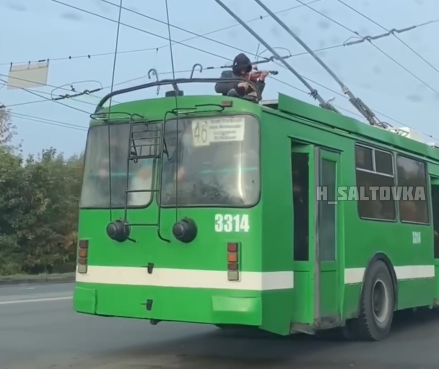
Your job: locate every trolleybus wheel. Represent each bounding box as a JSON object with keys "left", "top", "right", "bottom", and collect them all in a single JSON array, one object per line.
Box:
[{"left": 357, "top": 260, "right": 395, "bottom": 341}]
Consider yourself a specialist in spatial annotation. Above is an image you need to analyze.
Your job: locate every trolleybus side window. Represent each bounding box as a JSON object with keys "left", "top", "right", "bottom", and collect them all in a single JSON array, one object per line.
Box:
[
  {"left": 355, "top": 144, "right": 396, "bottom": 221},
  {"left": 396, "top": 155, "right": 429, "bottom": 224}
]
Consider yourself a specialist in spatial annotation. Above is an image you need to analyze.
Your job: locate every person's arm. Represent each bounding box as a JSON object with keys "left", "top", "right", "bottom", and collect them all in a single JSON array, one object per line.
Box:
[{"left": 215, "top": 71, "right": 242, "bottom": 95}]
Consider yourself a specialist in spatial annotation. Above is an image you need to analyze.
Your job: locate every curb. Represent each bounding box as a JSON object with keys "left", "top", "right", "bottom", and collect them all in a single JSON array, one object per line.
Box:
[{"left": 0, "top": 276, "right": 75, "bottom": 286}]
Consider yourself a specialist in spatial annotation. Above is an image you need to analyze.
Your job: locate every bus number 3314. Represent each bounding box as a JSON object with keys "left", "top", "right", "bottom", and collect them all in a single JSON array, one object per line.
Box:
[{"left": 214, "top": 214, "right": 250, "bottom": 233}]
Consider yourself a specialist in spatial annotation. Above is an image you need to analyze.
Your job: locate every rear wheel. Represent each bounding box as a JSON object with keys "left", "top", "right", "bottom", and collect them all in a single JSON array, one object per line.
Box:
[{"left": 357, "top": 260, "right": 395, "bottom": 341}]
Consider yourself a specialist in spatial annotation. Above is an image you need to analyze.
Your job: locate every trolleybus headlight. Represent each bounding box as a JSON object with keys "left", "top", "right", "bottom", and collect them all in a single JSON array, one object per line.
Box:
[
  {"left": 106, "top": 219, "right": 131, "bottom": 242},
  {"left": 172, "top": 217, "right": 197, "bottom": 243}
]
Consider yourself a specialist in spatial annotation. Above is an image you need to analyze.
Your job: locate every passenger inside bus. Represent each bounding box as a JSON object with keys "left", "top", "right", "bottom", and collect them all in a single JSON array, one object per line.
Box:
[{"left": 215, "top": 53, "right": 267, "bottom": 100}]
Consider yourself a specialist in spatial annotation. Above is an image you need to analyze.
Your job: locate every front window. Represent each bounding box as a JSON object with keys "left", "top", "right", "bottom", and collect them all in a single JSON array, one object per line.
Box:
[
  {"left": 80, "top": 123, "right": 155, "bottom": 208},
  {"left": 160, "top": 115, "right": 260, "bottom": 207}
]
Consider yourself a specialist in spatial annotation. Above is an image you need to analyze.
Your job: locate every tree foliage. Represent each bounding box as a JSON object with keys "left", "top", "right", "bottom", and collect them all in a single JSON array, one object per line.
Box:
[{"left": 0, "top": 106, "right": 83, "bottom": 275}]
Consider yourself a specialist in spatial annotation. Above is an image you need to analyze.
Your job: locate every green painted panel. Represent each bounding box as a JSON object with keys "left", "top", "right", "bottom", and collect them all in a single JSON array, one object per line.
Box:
[
  {"left": 343, "top": 284, "right": 361, "bottom": 320},
  {"left": 397, "top": 278, "right": 435, "bottom": 310},
  {"left": 320, "top": 271, "right": 338, "bottom": 316},
  {"left": 291, "top": 271, "right": 312, "bottom": 324},
  {"left": 260, "top": 290, "right": 293, "bottom": 335},
  {"left": 79, "top": 207, "right": 262, "bottom": 272}
]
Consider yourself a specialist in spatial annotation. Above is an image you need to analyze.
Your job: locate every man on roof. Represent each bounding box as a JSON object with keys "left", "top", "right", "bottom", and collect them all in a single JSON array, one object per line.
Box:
[{"left": 215, "top": 53, "right": 267, "bottom": 99}]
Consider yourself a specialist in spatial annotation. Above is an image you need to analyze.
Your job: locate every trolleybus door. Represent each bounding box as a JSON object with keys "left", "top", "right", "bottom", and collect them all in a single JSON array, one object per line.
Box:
[
  {"left": 430, "top": 177, "right": 439, "bottom": 303},
  {"left": 291, "top": 144, "right": 341, "bottom": 329},
  {"left": 314, "top": 148, "right": 341, "bottom": 328}
]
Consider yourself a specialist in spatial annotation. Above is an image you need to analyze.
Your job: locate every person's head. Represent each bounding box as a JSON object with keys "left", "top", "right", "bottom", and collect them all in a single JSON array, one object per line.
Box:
[{"left": 232, "top": 53, "right": 252, "bottom": 76}]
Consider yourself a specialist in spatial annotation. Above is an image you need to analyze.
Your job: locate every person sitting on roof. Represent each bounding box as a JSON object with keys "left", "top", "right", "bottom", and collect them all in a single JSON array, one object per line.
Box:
[{"left": 215, "top": 53, "right": 267, "bottom": 99}]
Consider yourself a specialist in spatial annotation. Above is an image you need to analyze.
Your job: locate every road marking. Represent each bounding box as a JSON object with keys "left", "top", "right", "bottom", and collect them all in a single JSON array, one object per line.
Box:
[
  {"left": 0, "top": 296, "right": 73, "bottom": 305},
  {"left": 1, "top": 286, "right": 36, "bottom": 291}
]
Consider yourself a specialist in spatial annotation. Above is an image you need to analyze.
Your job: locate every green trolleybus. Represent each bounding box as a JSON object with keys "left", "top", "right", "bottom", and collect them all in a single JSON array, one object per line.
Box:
[{"left": 74, "top": 77, "right": 439, "bottom": 341}]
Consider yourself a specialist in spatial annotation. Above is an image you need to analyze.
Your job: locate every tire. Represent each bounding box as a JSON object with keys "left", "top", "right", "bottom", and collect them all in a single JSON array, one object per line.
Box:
[{"left": 357, "top": 260, "right": 395, "bottom": 341}]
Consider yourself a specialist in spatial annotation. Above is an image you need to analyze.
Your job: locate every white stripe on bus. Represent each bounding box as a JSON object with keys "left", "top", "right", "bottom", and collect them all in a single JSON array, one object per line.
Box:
[
  {"left": 75, "top": 266, "right": 295, "bottom": 290},
  {"left": 75, "top": 265, "right": 435, "bottom": 289},
  {"left": 345, "top": 265, "right": 435, "bottom": 284}
]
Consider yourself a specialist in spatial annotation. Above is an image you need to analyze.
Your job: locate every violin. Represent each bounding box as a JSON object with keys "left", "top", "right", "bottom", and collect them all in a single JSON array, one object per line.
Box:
[{"left": 246, "top": 66, "right": 278, "bottom": 81}]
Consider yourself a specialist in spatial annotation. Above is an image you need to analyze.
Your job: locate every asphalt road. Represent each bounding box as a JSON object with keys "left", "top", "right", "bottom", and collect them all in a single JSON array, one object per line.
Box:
[{"left": 1, "top": 284, "right": 438, "bottom": 369}]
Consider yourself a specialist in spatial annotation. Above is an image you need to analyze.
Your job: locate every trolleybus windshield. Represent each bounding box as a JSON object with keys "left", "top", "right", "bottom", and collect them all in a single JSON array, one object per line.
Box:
[
  {"left": 160, "top": 114, "right": 260, "bottom": 207},
  {"left": 79, "top": 123, "right": 155, "bottom": 208}
]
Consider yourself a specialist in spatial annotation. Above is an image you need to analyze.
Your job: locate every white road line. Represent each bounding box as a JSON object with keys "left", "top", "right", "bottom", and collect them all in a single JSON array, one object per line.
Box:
[
  {"left": 0, "top": 286, "right": 36, "bottom": 291},
  {"left": 0, "top": 296, "right": 73, "bottom": 305}
]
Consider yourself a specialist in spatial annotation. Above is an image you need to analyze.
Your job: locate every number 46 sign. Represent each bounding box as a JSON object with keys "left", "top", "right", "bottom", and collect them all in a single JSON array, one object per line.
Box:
[{"left": 214, "top": 214, "right": 250, "bottom": 233}]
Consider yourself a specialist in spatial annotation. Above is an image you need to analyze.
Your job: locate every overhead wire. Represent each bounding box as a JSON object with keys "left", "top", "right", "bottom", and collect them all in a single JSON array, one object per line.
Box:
[
  {"left": 0, "top": 78, "right": 91, "bottom": 115},
  {"left": 48, "top": 0, "right": 230, "bottom": 62},
  {"left": 295, "top": 0, "right": 439, "bottom": 95},
  {"left": 4, "top": 2, "right": 433, "bottom": 109},
  {"left": 336, "top": 0, "right": 439, "bottom": 77},
  {"left": 0, "top": 72, "right": 124, "bottom": 109},
  {"left": 0, "top": 74, "right": 112, "bottom": 105},
  {"left": 0, "top": 0, "right": 324, "bottom": 66},
  {"left": 99, "top": 0, "right": 268, "bottom": 61},
  {"left": 0, "top": 79, "right": 98, "bottom": 108},
  {"left": 42, "top": 0, "right": 354, "bottom": 103},
  {"left": 46, "top": 0, "right": 438, "bottom": 105},
  {"left": 3, "top": 0, "right": 437, "bottom": 140},
  {"left": 10, "top": 112, "right": 88, "bottom": 131},
  {"left": 271, "top": 64, "right": 439, "bottom": 142},
  {"left": 6, "top": 1, "right": 432, "bottom": 77}
]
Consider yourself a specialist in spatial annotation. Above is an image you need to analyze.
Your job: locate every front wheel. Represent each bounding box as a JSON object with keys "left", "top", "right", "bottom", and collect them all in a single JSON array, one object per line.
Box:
[{"left": 357, "top": 260, "right": 395, "bottom": 341}]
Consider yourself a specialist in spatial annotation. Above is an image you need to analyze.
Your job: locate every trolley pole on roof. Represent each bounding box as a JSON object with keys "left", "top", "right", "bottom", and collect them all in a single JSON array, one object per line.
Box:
[
  {"left": 214, "top": 0, "right": 339, "bottom": 113},
  {"left": 253, "top": 0, "right": 384, "bottom": 127}
]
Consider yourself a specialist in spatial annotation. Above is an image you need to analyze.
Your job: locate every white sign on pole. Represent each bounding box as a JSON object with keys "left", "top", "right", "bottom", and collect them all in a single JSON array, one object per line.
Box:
[{"left": 7, "top": 60, "right": 49, "bottom": 90}]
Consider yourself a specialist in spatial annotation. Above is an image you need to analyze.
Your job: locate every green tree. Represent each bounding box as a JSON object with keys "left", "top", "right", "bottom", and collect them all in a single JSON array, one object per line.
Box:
[
  {"left": 0, "top": 105, "right": 84, "bottom": 275},
  {"left": 19, "top": 148, "right": 83, "bottom": 274}
]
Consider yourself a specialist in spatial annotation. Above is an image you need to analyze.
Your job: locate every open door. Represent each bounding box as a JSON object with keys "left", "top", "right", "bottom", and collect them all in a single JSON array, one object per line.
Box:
[{"left": 291, "top": 143, "right": 341, "bottom": 331}]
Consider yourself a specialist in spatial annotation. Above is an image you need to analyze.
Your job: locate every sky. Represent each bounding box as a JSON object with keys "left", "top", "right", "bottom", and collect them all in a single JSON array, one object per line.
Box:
[{"left": 1, "top": 0, "right": 439, "bottom": 157}]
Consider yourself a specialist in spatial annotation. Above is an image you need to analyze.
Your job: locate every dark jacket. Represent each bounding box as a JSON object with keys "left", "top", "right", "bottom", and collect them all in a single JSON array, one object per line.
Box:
[{"left": 214, "top": 70, "right": 265, "bottom": 97}]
